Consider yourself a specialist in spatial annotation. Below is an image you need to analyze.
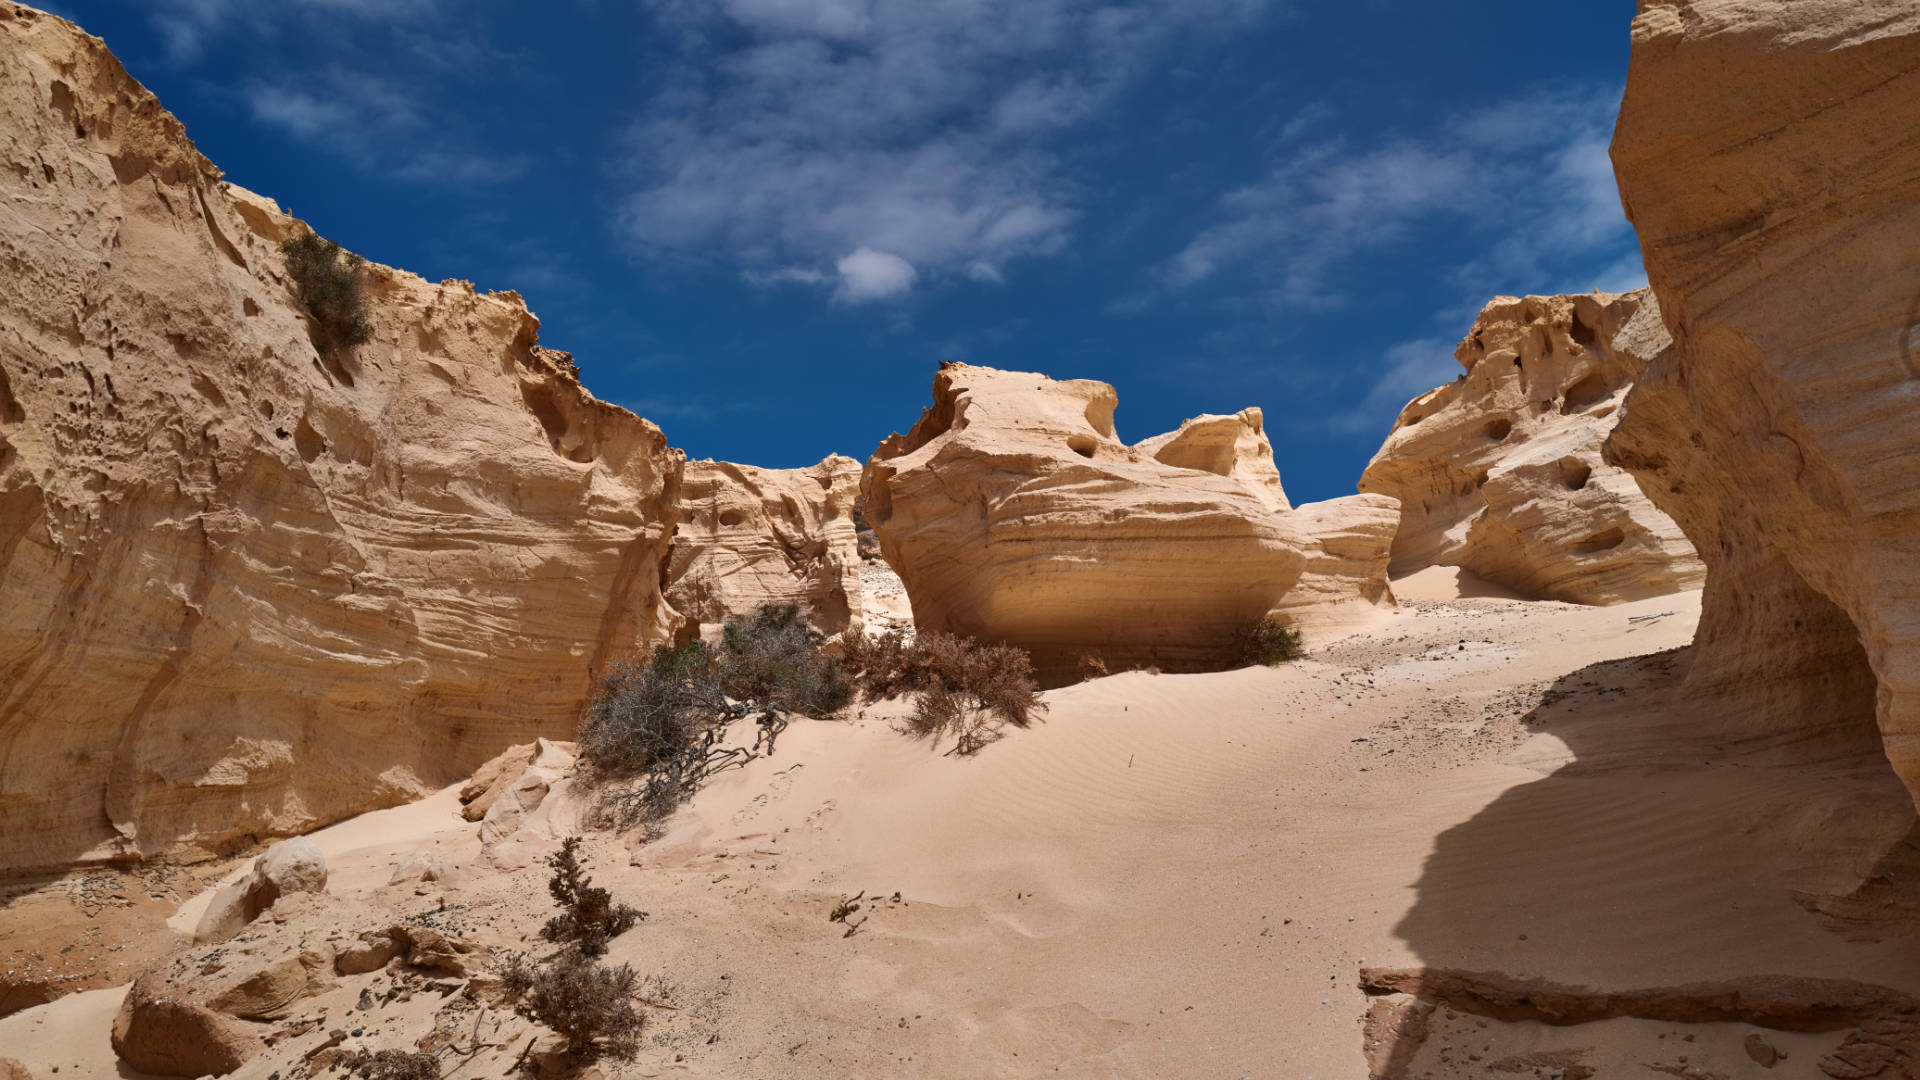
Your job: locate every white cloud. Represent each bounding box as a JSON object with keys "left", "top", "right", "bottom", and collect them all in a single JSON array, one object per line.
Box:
[
  {"left": 244, "top": 73, "right": 524, "bottom": 187},
  {"left": 1157, "top": 85, "right": 1634, "bottom": 310},
  {"left": 1327, "top": 337, "right": 1461, "bottom": 433},
  {"left": 622, "top": 0, "right": 1287, "bottom": 300},
  {"left": 152, "top": 0, "right": 442, "bottom": 63},
  {"left": 834, "top": 248, "right": 918, "bottom": 302}
]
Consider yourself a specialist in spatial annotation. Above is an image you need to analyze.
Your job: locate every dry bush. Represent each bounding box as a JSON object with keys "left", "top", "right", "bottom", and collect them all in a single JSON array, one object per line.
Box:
[
  {"left": 1235, "top": 616, "right": 1304, "bottom": 666},
  {"left": 1076, "top": 652, "right": 1109, "bottom": 682},
  {"left": 540, "top": 837, "right": 643, "bottom": 957},
  {"left": 281, "top": 232, "right": 373, "bottom": 353},
  {"left": 508, "top": 947, "right": 645, "bottom": 1065},
  {"left": 337, "top": 1049, "right": 441, "bottom": 1080},
  {"left": 579, "top": 606, "right": 851, "bottom": 835},
  {"left": 841, "top": 630, "right": 1043, "bottom": 754}
]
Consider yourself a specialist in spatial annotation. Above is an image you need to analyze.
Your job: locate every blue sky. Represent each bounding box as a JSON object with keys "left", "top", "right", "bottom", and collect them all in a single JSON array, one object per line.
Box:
[{"left": 57, "top": 0, "right": 1644, "bottom": 504}]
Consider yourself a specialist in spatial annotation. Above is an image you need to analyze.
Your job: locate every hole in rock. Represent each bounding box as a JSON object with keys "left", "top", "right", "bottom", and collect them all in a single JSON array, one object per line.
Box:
[
  {"left": 1573, "top": 526, "right": 1626, "bottom": 554},
  {"left": 1066, "top": 435, "right": 1097, "bottom": 458},
  {"left": 293, "top": 417, "right": 325, "bottom": 464},
  {"left": 520, "top": 380, "right": 595, "bottom": 463},
  {"left": 1569, "top": 312, "right": 1599, "bottom": 352},
  {"left": 1558, "top": 457, "right": 1593, "bottom": 491},
  {"left": 1483, "top": 418, "right": 1513, "bottom": 442},
  {"left": 1560, "top": 371, "right": 1613, "bottom": 413},
  {"left": 0, "top": 365, "right": 24, "bottom": 424},
  {"left": 719, "top": 510, "right": 745, "bottom": 527}
]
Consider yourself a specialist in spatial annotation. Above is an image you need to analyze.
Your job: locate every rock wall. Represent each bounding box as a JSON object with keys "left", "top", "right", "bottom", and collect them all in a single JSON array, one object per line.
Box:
[
  {"left": 665, "top": 455, "right": 864, "bottom": 640},
  {"left": 0, "top": 5, "right": 685, "bottom": 872},
  {"left": 1604, "top": 0, "right": 1920, "bottom": 809},
  {"left": 1271, "top": 495, "right": 1400, "bottom": 633},
  {"left": 862, "top": 363, "right": 1396, "bottom": 677},
  {"left": 1359, "top": 290, "right": 1703, "bottom": 604}
]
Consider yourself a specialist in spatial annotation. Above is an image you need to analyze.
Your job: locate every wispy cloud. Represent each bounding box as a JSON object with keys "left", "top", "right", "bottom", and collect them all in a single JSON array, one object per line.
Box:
[
  {"left": 1326, "top": 337, "right": 1460, "bottom": 434},
  {"left": 243, "top": 69, "right": 526, "bottom": 187},
  {"left": 621, "top": 0, "right": 1290, "bottom": 302},
  {"left": 1155, "top": 85, "right": 1633, "bottom": 310},
  {"left": 150, "top": 0, "right": 444, "bottom": 64}
]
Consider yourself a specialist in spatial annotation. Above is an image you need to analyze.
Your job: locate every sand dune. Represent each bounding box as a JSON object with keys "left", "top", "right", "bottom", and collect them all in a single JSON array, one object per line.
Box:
[{"left": 8, "top": 581, "right": 1910, "bottom": 1077}]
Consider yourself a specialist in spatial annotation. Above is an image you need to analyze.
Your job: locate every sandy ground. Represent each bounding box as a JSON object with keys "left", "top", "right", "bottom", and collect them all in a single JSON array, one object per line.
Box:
[{"left": 3, "top": 573, "right": 1915, "bottom": 1078}]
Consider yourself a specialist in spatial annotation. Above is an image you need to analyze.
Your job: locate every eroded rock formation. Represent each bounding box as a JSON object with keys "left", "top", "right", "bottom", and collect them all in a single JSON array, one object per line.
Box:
[
  {"left": 862, "top": 364, "right": 1394, "bottom": 675},
  {"left": 1271, "top": 495, "right": 1401, "bottom": 632},
  {"left": 1359, "top": 290, "right": 1703, "bottom": 604},
  {"left": 1604, "top": 0, "right": 1920, "bottom": 808},
  {"left": 665, "top": 455, "right": 863, "bottom": 640},
  {"left": 0, "top": 5, "right": 685, "bottom": 872}
]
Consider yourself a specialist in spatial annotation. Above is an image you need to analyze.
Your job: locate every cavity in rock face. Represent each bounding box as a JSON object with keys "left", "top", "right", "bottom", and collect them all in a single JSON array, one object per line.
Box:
[
  {"left": 1359, "top": 290, "right": 1704, "bottom": 604},
  {"left": 1606, "top": 0, "right": 1920, "bottom": 810},
  {"left": 0, "top": 7, "right": 685, "bottom": 873}
]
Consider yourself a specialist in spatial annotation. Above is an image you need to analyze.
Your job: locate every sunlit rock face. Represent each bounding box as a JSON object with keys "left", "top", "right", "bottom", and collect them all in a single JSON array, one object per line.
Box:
[
  {"left": 863, "top": 363, "right": 1411, "bottom": 678},
  {"left": 666, "top": 455, "right": 864, "bottom": 641},
  {"left": 1605, "top": 0, "right": 1920, "bottom": 809},
  {"left": 1360, "top": 289, "right": 1703, "bottom": 605},
  {"left": 0, "top": 4, "right": 685, "bottom": 872}
]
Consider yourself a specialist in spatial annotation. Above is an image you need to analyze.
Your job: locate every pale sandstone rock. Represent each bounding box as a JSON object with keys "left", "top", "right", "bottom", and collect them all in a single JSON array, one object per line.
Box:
[
  {"left": 0, "top": 6, "right": 685, "bottom": 872},
  {"left": 0, "top": 1059, "right": 28, "bottom": 1080},
  {"left": 861, "top": 364, "right": 1312, "bottom": 676},
  {"left": 459, "top": 742, "right": 539, "bottom": 823},
  {"left": 386, "top": 849, "right": 448, "bottom": 886},
  {"left": 1604, "top": 0, "right": 1920, "bottom": 807},
  {"left": 193, "top": 838, "right": 328, "bottom": 944},
  {"left": 1270, "top": 495, "right": 1401, "bottom": 634},
  {"left": 666, "top": 455, "right": 863, "bottom": 640},
  {"left": 1359, "top": 290, "right": 1703, "bottom": 604}
]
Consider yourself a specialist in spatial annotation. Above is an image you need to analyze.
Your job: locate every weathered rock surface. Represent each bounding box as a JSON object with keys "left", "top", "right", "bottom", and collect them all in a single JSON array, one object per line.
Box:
[
  {"left": 666, "top": 455, "right": 863, "bottom": 640},
  {"left": 117, "top": 892, "right": 483, "bottom": 1075},
  {"left": 862, "top": 364, "right": 1319, "bottom": 676},
  {"left": 1359, "top": 290, "right": 1703, "bottom": 604},
  {"left": 194, "top": 838, "right": 328, "bottom": 944},
  {"left": 0, "top": 5, "right": 685, "bottom": 872},
  {"left": 1271, "top": 495, "right": 1401, "bottom": 633},
  {"left": 1605, "top": 0, "right": 1920, "bottom": 808}
]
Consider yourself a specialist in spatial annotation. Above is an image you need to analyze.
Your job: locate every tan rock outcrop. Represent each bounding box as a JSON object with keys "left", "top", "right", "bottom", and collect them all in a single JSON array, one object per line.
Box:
[
  {"left": 1358, "top": 290, "right": 1703, "bottom": 604},
  {"left": 861, "top": 364, "right": 1317, "bottom": 676},
  {"left": 1604, "top": 0, "right": 1920, "bottom": 807},
  {"left": 0, "top": 5, "right": 685, "bottom": 872},
  {"left": 666, "top": 455, "right": 863, "bottom": 640},
  {"left": 1271, "top": 495, "right": 1401, "bottom": 633},
  {"left": 193, "top": 838, "right": 328, "bottom": 944}
]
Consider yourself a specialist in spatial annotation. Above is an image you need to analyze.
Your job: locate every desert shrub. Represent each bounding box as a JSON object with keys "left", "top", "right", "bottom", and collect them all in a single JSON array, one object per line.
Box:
[
  {"left": 1235, "top": 616, "right": 1304, "bottom": 666},
  {"left": 841, "top": 630, "right": 1042, "bottom": 755},
  {"left": 540, "top": 837, "right": 643, "bottom": 957},
  {"left": 505, "top": 947, "right": 644, "bottom": 1065},
  {"left": 281, "top": 232, "right": 373, "bottom": 353},
  {"left": 717, "top": 603, "right": 852, "bottom": 716},
  {"left": 337, "top": 1049, "right": 440, "bottom": 1080},
  {"left": 579, "top": 605, "right": 851, "bottom": 834},
  {"left": 1076, "top": 652, "right": 1109, "bottom": 682}
]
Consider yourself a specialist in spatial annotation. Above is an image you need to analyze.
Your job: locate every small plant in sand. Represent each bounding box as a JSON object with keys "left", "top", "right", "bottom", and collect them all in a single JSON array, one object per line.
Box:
[
  {"left": 499, "top": 946, "right": 646, "bottom": 1065},
  {"left": 540, "top": 836, "right": 644, "bottom": 957},
  {"left": 336, "top": 1049, "right": 442, "bottom": 1080},
  {"left": 578, "top": 604, "right": 849, "bottom": 835},
  {"left": 841, "top": 629, "right": 1043, "bottom": 755},
  {"left": 1235, "top": 616, "right": 1304, "bottom": 667},
  {"left": 1076, "top": 652, "right": 1110, "bottom": 682},
  {"left": 280, "top": 231, "right": 374, "bottom": 353}
]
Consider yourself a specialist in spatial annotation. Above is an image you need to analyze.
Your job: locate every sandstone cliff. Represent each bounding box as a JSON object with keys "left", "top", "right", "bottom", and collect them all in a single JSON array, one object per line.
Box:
[
  {"left": 1359, "top": 290, "right": 1703, "bottom": 604},
  {"left": 1605, "top": 0, "right": 1920, "bottom": 810},
  {"left": 0, "top": 5, "right": 685, "bottom": 872},
  {"left": 862, "top": 364, "right": 1396, "bottom": 676},
  {"left": 665, "top": 455, "right": 863, "bottom": 641}
]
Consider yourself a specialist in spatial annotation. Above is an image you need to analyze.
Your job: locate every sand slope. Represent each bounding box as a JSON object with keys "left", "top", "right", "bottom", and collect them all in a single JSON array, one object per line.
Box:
[{"left": 4, "top": 583, "right": 1914, "bottom": 1078}]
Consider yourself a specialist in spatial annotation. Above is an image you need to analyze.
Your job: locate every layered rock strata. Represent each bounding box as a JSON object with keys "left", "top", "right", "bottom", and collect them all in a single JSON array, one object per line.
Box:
[
  {"left": 0, "top": 5, "right": 685, "bottom": 872},
  {"left": 1605, "top": 0, "right": 1920, "bottom": 808},
  {"left": 665, "top": 455, "right": 863, "bottom": 640},
  {"left": 862, "top": 364, "right": 1396, "bottom": 675},
  {"left": 1359, "top": 290, "right": 1703, "bottom": 604}
]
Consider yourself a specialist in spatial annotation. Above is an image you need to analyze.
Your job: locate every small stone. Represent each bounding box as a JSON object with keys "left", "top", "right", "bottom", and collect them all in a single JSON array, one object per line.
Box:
[{"left": 1744, "top": 1034, "right": 1779, "bottom": 1068}]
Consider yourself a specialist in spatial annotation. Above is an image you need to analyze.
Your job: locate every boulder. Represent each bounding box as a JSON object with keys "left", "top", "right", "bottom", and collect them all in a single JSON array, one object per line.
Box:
[
  {"left": 111, "top": 982, "right": 262, "bottom": 1078},
  {"left": 193, "top": 838, "right": 328, "bottom": 944},
  {"left": 666, "top": 455, "right": 865, "bottom": 639},
  {"left": 386, "top": 850, "right": 449, "bottom": 886},
  {"left": 0, "top": 5, "right": 685, "bottom": 873},
  {"left": 460, "top": 743, "right": 539, "bottom": 822},
  {"left": 1605, "top": 0, "right": 1920, "bottom": 808},
  {"left": 1358, "top": 290, "right": 1703, "bottom": 603},
  {"left": 861, "top": 364, "right": 1310, "bottom": 676}
]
